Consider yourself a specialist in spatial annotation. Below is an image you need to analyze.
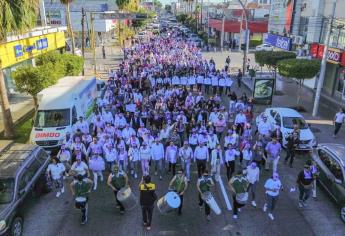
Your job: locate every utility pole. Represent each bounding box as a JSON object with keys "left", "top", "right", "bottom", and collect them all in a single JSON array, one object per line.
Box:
[
  {"left": 312, "top": 0, "right": 337, "bottom": 117},
  {"left": 81, "top": 8, "right": 85, "bottom": 75},
  {"left": 238, "top": 0, "right": 248, "bottom": 75},
  {"left": 221, "top": 14, "right": 225, "bottom": 51},
  {"left": 90, "top": 12, "right": 96, "bottom": 75}
]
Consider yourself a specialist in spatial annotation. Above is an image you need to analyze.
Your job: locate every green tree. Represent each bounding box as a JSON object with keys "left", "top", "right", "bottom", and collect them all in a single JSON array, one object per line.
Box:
[
  {"left": 254, "top": 51, "right": 296, "bottom": 92},
  {"left": 116, "top": 0, "right": 130, "bottom": 10},
  {"left": 278, "top": 58, "right": 320, "bottom": 105},
  {"left": 153, "top": 0, "right": 162, "bottom": 9},
  {"left": 12, "top": 63, "right": 65, "bottom": 108},
  {"left": 60, "top": 0, "right": 75, "bottom": 54},
  {"left": 0, "top": 0, "right": 39, "bottom": 138},
  {"left": 36, "top": 52, "right": 84, "bottom": 76}
]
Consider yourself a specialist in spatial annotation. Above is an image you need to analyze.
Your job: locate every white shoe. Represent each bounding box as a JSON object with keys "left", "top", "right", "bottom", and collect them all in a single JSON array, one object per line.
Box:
[
  {"left": 56, "top": 192, "right": 61, "bottom": 197},
  {"left": 134, "top": 173, "right": 138, "bottom": 179},
  {"left": 238, "top": 208, "right": 241, "bottom": 212},
  {"left": 61, "top": 187, "right": 65, "bottom": 194},
  {"left": 233, "top": 215, "right": 238, "bottom": 219},
  {"left": 93, "top": 185, "right": 97, "bottom": 191},
  {"left": 268, "top": 213, "right": 274, "bottom": 220},
  {"left": 251, "top": 201, "right": 257, "bottom": 207},
  {"left": 263, "top": 204, "right": 267, "bottom": 212}
]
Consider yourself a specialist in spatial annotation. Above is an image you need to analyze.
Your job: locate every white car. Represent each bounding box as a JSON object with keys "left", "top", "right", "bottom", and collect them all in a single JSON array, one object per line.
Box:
[
  {"left": 255, "top": 44, "right": 274, "bottom": 52},
  {"left": 256, "top": 107, "right": 317, "bottom": 150}
]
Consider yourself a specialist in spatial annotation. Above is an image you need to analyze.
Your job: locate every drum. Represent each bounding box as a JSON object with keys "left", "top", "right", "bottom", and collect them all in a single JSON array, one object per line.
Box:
[
  {"left": 117, "top": 187, "right": 137, "bottom": 211},
  {"left": 201, "top": 192, "right": 221, "bottom": 215},
  {"left": 75, "top": 196, "right": 87, "bottom": 209},
  {"left": 157, "top": 191, "right": 181, "bottom": 214}
]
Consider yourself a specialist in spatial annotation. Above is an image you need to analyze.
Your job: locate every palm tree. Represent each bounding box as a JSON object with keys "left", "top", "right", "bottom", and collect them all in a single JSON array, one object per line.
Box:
[
  {"left": 0, "top": 0, "right": 39, "bottom": 138},
  {"left": 60, "top": 0, "right": 75, "bottom": 54}
]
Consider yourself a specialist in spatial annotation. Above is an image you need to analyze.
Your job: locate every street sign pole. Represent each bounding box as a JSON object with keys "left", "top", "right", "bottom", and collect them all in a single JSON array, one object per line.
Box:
[{"left": 312, "top": 0, "right": 336, "bottom": 117}]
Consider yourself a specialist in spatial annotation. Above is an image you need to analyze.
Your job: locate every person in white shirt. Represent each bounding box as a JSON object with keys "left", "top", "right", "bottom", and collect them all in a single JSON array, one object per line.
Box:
[
  {"left": 70, "top": 155, "right": 89, "bottom": 177},
  {"left": 122, "top": 124, "right": 136, "bottom": 143},
  {"left": 257, "top": 116, "right": 273, "bottom": 137},
  {"left": 73, "top": 116, "right": 89, "bottom": 134},
  {"left": 203, "top": 76, "right": 211, "bottom": 94},
  {"left": 117, "top": 147, "right": 128, "bottom": 172},
  {"left": 179, "top": 141, "right": 193, "bottom": 181},
  {"left": 197, "top": 75, "right": 204, "bottom": 91},
  {"left": 211, "top": 145, "right": 224, "bottom": 181},
  {"left": 242, "top": 143, "right": 253, "bottom": 168},
  {"left": 128, "top": 143, "right": 140, "bottom": 178},
  {"left": 263, "top": 172, "right": 282, "bottom": 220},
  {"left": 140, "top": 142, "right": 151, "bottom": 176},
  {"left": 211, "top": 75, "right": 219, "bottom": 95},
  {"left": 57, "top": 144, "right": 71, "bottom": 173},
  {"left": 207, "top": 132, "right": 219, "bottom": 154},
  {"left": 88, "top": 152, "right": 105, "bottom": 190},
  {"left": 104, "top": 144, "right": 117, "bottom": 172},
  {"left": 246, "top": 162, "right": 260, "bottom": 207},
  {"left": 333, "top": 108, "right": 345, "bottom": 137},
  {"left": 102, "top": 109, "right": 114, "bottom": 125},
  {"left": 224, "top": 144, "right": 240, "bottom": 180},
  {"left": 188, "top": 129, "right": 199, "bottom": 151},
  {"left": 194, "top": 142, "right": 209, "bottom": 177},
  {"left": 218, "top": 77, "right": 226, "bottom": 95},
  {"left": 151, "top": 138, "right": 165, "bottom": 179},
  {"left": 165, "top": 141, "right": 178, "bottom": 176},
  {"left": 47, "top": 157, "right": 66, "bottom": 197}
]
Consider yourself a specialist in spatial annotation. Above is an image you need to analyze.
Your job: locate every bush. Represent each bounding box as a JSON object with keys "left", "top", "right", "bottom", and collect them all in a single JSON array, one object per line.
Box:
[
  {"left": 278, "top": 59, "right": 320, "bottom": 80},
  {"left": 36, "top": 51, "right": 84, "bottom": 76},
  {"left": 249, "top": 39, "right": 262, "bottom": 48},
  {"left": 255, "top": 51, "right": 296, "bottom": 68}
]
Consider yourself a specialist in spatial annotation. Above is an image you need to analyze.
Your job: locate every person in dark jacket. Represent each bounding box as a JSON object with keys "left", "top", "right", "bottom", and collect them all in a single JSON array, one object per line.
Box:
[
  {"left": 139, "top": 175, "right": 157, "bottom": 230},
  {"left": 296, "top": 162, "right": 313, "bottom": 208},
  {"left": 284, "top": 132, "right": 300, "bottom": 168}
]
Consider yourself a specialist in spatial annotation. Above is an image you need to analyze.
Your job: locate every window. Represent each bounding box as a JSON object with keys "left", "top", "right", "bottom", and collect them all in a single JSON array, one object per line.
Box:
[
  {"left": 72, "top": 106, "right": 77, "bottom": 125},
  {"left": 282, "top": 117, "right": 308, "bottom": 129},
  {"left": 36, "top": 149, "right": 48, "bottom": 164},
  {"left": 318, "top": 149, "right": 344, "bottom": 182},
  {"left": 274, "top": 114, "right": 281, "bottom": 125},
  {"left": 34, "top": 109, "right": 71, "bottom": 128},
  {"left": 0, "top": 178, "right": 15, "bottom": 204},
  {"left": 269, "top": 110, "right": 277, "bottom": 118}
]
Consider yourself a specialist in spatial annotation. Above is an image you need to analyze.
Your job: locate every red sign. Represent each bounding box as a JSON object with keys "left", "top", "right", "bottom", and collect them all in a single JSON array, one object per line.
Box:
[
  {"left": 310, "top": 43, "right": 342, "bottom": 64},
  {"left": 35, "top": 132, "right": 61, "bottom": 138}
]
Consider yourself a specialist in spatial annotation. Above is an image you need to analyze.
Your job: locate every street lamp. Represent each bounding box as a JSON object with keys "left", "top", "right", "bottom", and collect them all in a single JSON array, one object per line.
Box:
[{"left": 238, "top": 0, "right": 249, "bottom": 75}]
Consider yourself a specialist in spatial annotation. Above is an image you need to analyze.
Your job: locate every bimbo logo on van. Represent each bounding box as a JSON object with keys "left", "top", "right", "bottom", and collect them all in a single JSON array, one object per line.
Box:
[
  {"left": 35, "top": 132, "right": 61, "bottom": 138},
  {"left": 327, "top": 49, "right": 341, "bottom": 63}
]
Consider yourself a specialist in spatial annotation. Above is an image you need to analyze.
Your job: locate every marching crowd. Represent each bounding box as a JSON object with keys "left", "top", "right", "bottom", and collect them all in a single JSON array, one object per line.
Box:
[{"left": 45, "top": 28, "right": 319, "bottom": 228}]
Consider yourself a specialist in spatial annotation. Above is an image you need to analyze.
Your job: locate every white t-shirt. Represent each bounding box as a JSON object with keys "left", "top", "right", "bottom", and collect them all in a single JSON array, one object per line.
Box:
[
  {"left": 47, "top": 163, "right": 66, "bottom": 180},
  {"left": 264, "top": 178, "right": 282, "bottom": 197},
  {"left": 335, "top": 112, "right": 345, "bottom": 123},
  {"left": 71, "top": 161, "right": 88, "bottom": 176}
]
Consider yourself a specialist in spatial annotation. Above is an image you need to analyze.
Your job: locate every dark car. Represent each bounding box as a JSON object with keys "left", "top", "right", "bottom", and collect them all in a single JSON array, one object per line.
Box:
[
  {"left": 0, "top": 144, "right": 50, "bottom": 236},
  {"left": 312, "top": 143, "right": 345, "bottom": 222}
]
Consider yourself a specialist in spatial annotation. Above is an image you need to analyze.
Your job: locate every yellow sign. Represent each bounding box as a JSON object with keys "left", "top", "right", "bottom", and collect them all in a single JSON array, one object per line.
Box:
[{"left": 0, "top": 31, "right": 65, "bottom": 69}]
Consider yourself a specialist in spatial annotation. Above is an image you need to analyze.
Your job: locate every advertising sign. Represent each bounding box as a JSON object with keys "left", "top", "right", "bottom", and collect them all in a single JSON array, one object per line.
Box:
[
  {"left": 309, "top": 43, "right": 343, "bottom": 64},
  {"left": 264, "top": 33, "right": 292, "bottom": 51},
  {"left": 269, "top": 0, "right": 295, "bottom": 35},
  {"left": 14, "top": 45, "right": 23, "bottom": 57},
  {"left": 253, "top": 78, "right": 275, "bottom": 105}
]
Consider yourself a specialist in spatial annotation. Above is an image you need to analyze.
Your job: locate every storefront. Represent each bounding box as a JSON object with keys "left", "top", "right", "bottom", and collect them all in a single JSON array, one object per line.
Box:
[
  {"left": 309, "top": 43, "right": 345, "bottom": 103},
  {"left": 0, "top": 29, "right": 66, "bottom": 99}
]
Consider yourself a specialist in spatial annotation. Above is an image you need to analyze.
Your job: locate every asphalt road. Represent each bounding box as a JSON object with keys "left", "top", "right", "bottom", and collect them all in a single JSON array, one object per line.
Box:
[{"left": 20, "top": 51, "right": 345, "bottom": 236}]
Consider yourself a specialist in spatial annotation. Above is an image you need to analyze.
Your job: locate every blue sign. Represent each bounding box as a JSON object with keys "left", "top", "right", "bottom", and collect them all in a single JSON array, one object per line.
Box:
[
  {"left": 36, "top": 38, "right": 48, "bottom": 50},
  {"left": 14, "top": 45, "right": 23, "bottom": 57},
  {"left": 264, "top": 33, "right": 292, "bottom": 51},
  {"left": 25, "top": 45, "right": 36, "bottom": 52}
]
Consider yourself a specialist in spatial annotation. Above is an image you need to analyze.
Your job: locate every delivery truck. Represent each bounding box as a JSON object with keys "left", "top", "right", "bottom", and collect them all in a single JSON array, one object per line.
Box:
[{"left": 30, "top": 76, "right": 97, "bottom": 149}]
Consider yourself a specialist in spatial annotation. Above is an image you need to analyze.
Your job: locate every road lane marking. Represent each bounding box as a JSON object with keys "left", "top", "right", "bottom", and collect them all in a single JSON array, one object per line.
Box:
[{"left": 218, "top": 176, "right": 232, "bottom": 211}]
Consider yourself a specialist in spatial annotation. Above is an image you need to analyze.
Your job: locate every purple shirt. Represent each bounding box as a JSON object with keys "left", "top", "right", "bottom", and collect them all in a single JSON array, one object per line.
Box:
[{"left": 265, "top": 142, "right": 281, "bottom": 158}]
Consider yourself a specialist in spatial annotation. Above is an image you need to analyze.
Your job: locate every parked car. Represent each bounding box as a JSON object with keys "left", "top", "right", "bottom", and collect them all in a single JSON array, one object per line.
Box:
[
  {"left": 312, "top": 143, "right": 345, "bottom": 222},
  {"left": 255, "top": 43, "right": 274, "bottom": 51},
  {"left": 0, "top": 144, "right": 50, "bottom": 236},
  {"left": 256, "top": 107, "right": 317, "bottom": 150}
]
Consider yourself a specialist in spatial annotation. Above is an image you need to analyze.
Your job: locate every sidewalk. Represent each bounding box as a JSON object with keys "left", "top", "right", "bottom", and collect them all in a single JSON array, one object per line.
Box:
[{"left": 0, "top": 94, "right": 35, "bottom": 136}]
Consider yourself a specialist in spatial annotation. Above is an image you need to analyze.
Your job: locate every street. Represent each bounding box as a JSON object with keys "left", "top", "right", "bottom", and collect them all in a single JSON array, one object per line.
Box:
[{"left": 21, "top": 53, "right": 345, "bottom": 235}]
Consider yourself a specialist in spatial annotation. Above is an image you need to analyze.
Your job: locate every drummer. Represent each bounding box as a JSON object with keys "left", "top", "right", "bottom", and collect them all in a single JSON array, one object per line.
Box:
[
  {"left": 70, "top": 174, "right": 93, "bottom": 224},
  {"left": 169, "top": 168, "right": 188, "bottom": 215},
  {"left": 107, "top": 164, "right": 128, "bottom": 214},
  {"left": 197, "top": 170, "right": 214, "bottom": 221}
]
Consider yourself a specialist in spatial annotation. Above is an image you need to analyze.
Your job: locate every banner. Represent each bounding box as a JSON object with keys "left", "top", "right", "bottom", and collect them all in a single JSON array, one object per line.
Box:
[{"left": 253, "top": 78, "right": 275, "bottom": 105}]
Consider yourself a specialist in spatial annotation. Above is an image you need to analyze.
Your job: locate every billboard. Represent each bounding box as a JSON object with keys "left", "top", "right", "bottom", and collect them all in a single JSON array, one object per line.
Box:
[
  {"left": 264, "top": 33, "right": 292, "bottom": 51},
  {"left": 253, "top": 78, "right": 275, "bottom": 105},
  {"left": 269, "top": 0, "right": 295, "bottom": 35}
]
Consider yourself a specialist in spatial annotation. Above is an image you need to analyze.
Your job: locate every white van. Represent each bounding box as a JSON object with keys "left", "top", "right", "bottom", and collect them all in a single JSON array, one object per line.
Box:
[{"left": 30, "top": 76, "right": 97, "bottom": 149}]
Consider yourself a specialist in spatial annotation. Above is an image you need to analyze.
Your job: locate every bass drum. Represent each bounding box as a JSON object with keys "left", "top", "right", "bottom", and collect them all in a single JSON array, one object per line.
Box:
[
  {"left": 117, "top": 186, "right": 138, "bottom": 211},
  {"left": 157, "top": 191, "right": 181, "bottom": 214},
  {"left": 202, "top": 192, "right": 221, "bottom": 215}
]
